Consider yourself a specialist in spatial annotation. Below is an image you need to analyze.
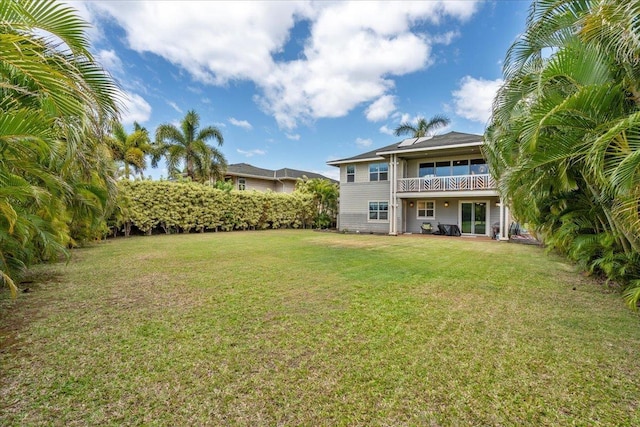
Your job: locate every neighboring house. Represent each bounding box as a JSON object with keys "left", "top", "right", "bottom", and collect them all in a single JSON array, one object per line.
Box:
[
  {"left": 224, "top": 163, "right": 336, "bottom": 193},
  {"left": 327, "top": 131, "right": 511, "bottom": 240}
]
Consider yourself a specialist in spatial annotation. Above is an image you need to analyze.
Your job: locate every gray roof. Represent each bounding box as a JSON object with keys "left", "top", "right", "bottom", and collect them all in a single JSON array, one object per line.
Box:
[
  {"left": 225, "top": 163, "right": 335, "bottom": 182},
  {"left": 328, "top": 131, "right": 483, "bottom": 164}
]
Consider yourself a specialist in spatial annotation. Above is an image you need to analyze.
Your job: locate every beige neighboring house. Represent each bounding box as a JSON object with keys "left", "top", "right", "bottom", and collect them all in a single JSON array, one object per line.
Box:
[{"left": 224, "top": 163, "right": 336, "bottom": 193}]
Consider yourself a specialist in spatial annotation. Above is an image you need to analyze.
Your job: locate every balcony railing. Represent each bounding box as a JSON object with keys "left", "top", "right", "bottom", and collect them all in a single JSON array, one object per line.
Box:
[{"left": 397, "top": 174, "right": 496, "bottom": 192}]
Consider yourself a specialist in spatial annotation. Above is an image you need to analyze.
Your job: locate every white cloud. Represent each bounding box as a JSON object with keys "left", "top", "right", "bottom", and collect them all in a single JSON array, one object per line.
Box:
[
  {"left": 229, "top": 117, "right": 253, "bottom": 130},
  {"left": 318, "top": 168, "right": 339, "bottom": 181},
  {"left": 379, "top": 125, "right": 395, "bottom": 136},
  {"left": 285, "top": 133, "right": 301, "bottom": 141},
  {"left": 355, "top": 137, "right": 373, "bottom": 148},
  {"left": 452, "top": 76, "right": 504, "bottom": 123},
  {"left": 118, "top": 92, "right": 152, "bottom": 125},
  {"left": 167, "top": 101, "right": 183, "bottom": 113},
  {"left": 87, "top": 1, "right": 481, "bottom": 129},
  {"left": 237, "top": 148, "right": 266, "bottom": 157},
  {"left": 429, "top": 30, "right": 460, "bottom": 45},
  {"left": 365, "top": 95, "right": 396, "bottom": 122},
  {"left": 95, "top": 49, "right": 123, "bottom": 75},
  {"left": 213, "top": 122, "right": 227, "bottom": 128}
]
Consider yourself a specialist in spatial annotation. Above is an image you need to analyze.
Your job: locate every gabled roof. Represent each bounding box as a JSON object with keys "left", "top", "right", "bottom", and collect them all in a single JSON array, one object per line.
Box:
[
  {"left": 327, "top": 131, "right": 483, "bottom": 165},
  {"left": 225, "top": 163, "right": 335, "bottom": 182}
]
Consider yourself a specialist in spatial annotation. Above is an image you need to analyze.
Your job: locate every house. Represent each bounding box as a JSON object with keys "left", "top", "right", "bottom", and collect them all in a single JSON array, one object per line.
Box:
[
  {"left": 224, "top": 163, "right": 336, "bottom": 193},
  {"left": 326, "top": 131, "right": 511, "bottom": 240}
]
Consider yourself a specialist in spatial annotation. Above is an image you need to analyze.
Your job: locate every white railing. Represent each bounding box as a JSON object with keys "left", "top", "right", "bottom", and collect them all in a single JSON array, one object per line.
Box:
[{"left": 397, "top": 174, "right": 496, "bottom": 192}]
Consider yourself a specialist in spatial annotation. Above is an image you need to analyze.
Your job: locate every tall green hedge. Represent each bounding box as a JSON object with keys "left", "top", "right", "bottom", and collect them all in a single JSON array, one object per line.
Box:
[{"left": 112, "top": 181, "right": 316, "bottom": 235}]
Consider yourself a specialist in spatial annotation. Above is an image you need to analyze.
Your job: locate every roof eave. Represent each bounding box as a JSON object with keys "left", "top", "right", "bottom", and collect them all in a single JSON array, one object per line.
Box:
[
  {"left": 326, "top": 156, "right": 385, "bottom": 166},
  {"left": 376, "top": 141, "right": 484, "bottom": 156}
]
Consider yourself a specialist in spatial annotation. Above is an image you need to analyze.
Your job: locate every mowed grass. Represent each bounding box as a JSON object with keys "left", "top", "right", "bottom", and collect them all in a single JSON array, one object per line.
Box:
[{"left": 1, "top": 230, "right": 639, "bottom": 426}]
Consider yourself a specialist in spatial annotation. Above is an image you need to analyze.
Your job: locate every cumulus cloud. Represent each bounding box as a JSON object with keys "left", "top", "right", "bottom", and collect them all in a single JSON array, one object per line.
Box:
[
  {"left": 365, "top": 95, "right": 397, "bottom": 122},
  {"left": 95, "top": 49, "right": 123, "bottom": 75},
  {"left": 86, "top": 1, "right": 481, "bottom": 129},
  {"left": 237, "top": 148, "right": 266, "bottom": 157},
  {"left": 286, "top": 133, "right": 301, "bottom": 141},
  {"left": 452, "top": 76, "right": 503, "bottom": 123},
  {"left": 229, "top": 117, "right": 253, "bottom": 130},
  {"left": 355, "top": 137, "right": 373, "bottom": 148},
  {"left": 118, "top": 92, "right": 152, "bottom": 125},
  {"left": 379, "top": 125, "right": 395, "bottom": 136}
]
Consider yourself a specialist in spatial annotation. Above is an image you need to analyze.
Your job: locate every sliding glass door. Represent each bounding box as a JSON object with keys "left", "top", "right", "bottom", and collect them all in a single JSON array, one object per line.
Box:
[{"left": 460, "top": 201, "right": 488, "bottom": 235}]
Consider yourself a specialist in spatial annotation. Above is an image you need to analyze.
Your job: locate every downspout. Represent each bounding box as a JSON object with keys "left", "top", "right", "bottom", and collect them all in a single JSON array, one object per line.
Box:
[{"left": 389, "top": 154, "right": 397, "bottom": 235}]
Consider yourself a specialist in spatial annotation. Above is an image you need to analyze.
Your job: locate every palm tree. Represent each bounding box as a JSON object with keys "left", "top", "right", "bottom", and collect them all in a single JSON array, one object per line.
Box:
[
  {"left": 109, "top": 121, "right": 152, "bottom": 179},
  {"left": 0, "top": 0, "right": 120, "bottom": 294},
  {"left": 394, "top": 115, "right": 450, "bottom": 138},
  {"left": 152, "top": 110, "right": 227, "bottom": 182},
  {"left": 485, "top": 0, "right": 640, "bottom": 307}
]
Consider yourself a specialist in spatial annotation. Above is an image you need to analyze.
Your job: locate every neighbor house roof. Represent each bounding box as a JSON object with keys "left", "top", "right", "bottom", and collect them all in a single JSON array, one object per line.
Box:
[
  {"left": 327, "top": 131, "right": 483, "bottom": 165},
  {"left": 225, "top": 163, "right": 335, "bottom": 182}
]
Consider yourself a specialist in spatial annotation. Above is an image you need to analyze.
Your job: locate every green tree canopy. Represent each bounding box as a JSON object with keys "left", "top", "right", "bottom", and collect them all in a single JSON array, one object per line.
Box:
[
  {"left": 0, "top": 0, "right": 120, "bottom": 294},
  {"left": 108, "top": 121, "right": 152, "bottom": 179},
  {"left": 152, "top": 110, "right": 227, "bottom": 182},
  {"left": 394, "top": 115, "right": 450, "bottom": 138},
  {"left": 485, "top": 0, "right": 640, "bottom": 307}
]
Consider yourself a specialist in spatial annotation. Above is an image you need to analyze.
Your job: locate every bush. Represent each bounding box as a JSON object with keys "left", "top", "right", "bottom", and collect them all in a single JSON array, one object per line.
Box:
[{"left": 111, "top": 181, "right": 316, "bottom": 235}]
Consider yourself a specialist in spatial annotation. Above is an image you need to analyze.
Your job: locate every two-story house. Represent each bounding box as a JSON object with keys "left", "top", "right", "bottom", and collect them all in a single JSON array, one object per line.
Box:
[
  {"left": 225, "top": 163, "right": 336, "bottom": 193},
  {"left": 327, "top": 131, "right": 510, "bottom": 240}
]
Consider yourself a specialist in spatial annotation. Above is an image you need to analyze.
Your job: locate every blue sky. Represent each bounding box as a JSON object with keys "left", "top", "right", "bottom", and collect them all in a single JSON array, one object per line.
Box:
[{"left": 72, "top": 0, "right": 531, "bottom": 180}]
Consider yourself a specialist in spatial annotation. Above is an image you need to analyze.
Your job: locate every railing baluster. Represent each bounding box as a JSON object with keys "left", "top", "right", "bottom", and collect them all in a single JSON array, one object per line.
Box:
[{"left": 397, "top": 174, "right": 495, "bottom": 193}]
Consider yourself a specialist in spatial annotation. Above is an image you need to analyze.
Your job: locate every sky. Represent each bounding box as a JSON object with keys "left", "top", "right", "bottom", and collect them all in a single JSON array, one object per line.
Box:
[{"left": 69, "top": 0, "right": 532, "bottom": 181}]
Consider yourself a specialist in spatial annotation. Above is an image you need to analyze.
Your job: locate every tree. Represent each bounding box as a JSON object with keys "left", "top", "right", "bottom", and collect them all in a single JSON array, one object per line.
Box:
[
  {"left": 295, "top": 177, "right": 339, "bottom": 228},
  {"left": 152, "top": 110, "right": 227, "bottom": 182},
  {"left": 108, "top": 121, "right": 152, "bottom": 179},
  {"left": 485, "top": 0, "right": 640, "bottom": 307},
  {"left": 394, "top": 115, "right": 450, "bottom": 138},
  {"left": 0, "top": 0, "right": 120, "bottom": 294}
]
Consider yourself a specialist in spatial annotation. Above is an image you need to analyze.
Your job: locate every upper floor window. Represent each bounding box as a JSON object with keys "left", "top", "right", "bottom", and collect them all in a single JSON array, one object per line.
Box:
[
  {"left": 346, "top": 165, "right": 355, "bottom": 182},
  {"left": 452, "top": 160, "right": 469, "bottom": 176},
  {"left": 470, "top": 158, "right": 488, "bottom": 175},
  {"left": 369, "top": 162, "right": 388, "bottom": 181},
  {"left": 419, "top": 162, "right": 434, "bottom": 177},
  {"left": 420, "top": 158, "right": 488, "bottom": 177},
  {"left": 238, "top": 177, "right": 246, "bottom": 190},
  {"left": 369, "top": 201, "right": 388, "bottom": 221},
  {"left": 417, "top": 200, "right": 435, "bottom": 219},
  {"left": 435, "top": 161, "right": 451, "bottom": 177}
]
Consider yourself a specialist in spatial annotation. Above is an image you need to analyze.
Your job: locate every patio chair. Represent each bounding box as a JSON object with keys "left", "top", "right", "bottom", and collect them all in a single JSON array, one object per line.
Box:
[{"left": 420, "top": 222, "right": 432, "bottom": 234}]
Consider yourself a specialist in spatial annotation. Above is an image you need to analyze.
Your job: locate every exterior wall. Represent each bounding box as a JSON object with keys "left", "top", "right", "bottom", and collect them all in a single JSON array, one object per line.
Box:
[
  {"left": 335, "top": 161, "right": 500, "bottom": 236},
  {"left": 279, "top": 180, "right": 296, "bottom": 193},
  {"left": 339, "top": 162, "right": 376, "bottom": 183},
  {"left": 240, "top": 177, "right": 276, "bottom": 192},
  {"left": 402, "top": 197, "right": 501, "bottom": 236},
  {"left": 338, "top": 179, "right": 391, "bottom": 233}
]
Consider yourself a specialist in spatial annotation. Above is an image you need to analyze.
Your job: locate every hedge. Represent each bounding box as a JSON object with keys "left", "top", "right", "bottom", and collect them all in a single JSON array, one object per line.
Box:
[{"left": 112, "top": 180, "right": 317, "bottom": 236}]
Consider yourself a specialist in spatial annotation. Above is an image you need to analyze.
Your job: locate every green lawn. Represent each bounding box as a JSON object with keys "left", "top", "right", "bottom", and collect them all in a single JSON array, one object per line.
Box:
[{"left": 1, "top": 230, "right": 639, "bottom": 426}]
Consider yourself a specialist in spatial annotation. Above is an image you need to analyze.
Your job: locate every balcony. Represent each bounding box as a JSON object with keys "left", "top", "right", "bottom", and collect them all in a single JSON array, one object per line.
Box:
[{"left": 397, "top": 174, "right": 496, "bottom": 193}]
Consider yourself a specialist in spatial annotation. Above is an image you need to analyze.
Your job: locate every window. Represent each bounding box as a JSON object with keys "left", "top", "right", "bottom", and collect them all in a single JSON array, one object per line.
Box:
[
  {"left": 435, "top": 161, "right": 451, "bottom": 177},
  {"left": 368, "top": 201, "right": 389, "bottom": 221},
  {"left": 419, "top": 162, "right": 435, "bottom": 177},
  {"left": 470, "top": 158, "right": 488, "bottom": 175},
  {"left": 238, "top": 178, "right": 246, "bottom": 190},
  {"left": 346, "top": 165, "right": 355, "bottom": 182},
  {"left": 452, "top": 159, "right": 469, "bottom": 176},
  {"left": 369, "top": 162, "right": 388, "bottom": 181},
  {"left": 417, "top": 200, "right": 435, "bottom": 219}
]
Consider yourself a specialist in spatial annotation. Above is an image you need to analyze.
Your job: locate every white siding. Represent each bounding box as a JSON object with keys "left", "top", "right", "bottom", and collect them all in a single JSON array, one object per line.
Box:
[{"left": 338, "top": 180, "right": 390, "bottom": 233}]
